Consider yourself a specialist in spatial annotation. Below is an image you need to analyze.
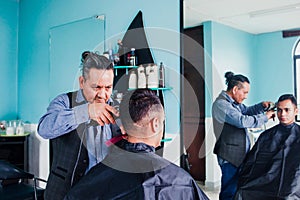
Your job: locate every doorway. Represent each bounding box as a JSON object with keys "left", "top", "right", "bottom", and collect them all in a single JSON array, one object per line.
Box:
[{"left": 182, "top": 25, "right": 206, "bottom": 181}]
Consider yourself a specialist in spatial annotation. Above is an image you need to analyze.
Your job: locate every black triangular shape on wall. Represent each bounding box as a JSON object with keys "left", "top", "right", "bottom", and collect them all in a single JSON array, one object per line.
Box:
[
  {"left": 113, "top": 11, "right": 165, "bottom": 156},
  {"left": 118, "top": 11, "right": 154, "bottom": 65}
]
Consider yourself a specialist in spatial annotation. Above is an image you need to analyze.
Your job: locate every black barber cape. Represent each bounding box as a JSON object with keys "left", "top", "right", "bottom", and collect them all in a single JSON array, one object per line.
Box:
[
  {"left": 64, "top": 140, "right": 208, "bottom": 200},
  {"left": 234, "top": 123, "right": 300, "bottom": 200}
]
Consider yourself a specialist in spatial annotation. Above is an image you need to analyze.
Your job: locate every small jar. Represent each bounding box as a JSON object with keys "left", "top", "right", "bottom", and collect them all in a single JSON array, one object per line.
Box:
[
  {"left": 16, "top": 120, "right": 24, "bottom": 135},
  {"left": 6, "top": 121, "right": 15, "bottom": 135}
]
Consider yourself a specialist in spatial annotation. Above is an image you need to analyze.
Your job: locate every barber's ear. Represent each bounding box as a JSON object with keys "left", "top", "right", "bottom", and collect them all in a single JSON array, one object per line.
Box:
[
  {"left": 79, "top": 76, "right": 84, "bottom": 89},
  {"left": 232, "top": 85, "right": 238, "bottom": 95}
]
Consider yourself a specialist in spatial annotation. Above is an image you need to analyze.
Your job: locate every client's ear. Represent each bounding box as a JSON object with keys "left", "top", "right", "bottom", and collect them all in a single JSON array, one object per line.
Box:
[{"left": 151, "top": 117, "right": 159, "bottom": 133}]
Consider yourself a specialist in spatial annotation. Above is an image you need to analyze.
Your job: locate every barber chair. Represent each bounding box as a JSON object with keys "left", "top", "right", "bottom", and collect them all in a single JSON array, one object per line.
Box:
[{"left": 0, "top": 160, "right": 45, "bottom": 200}]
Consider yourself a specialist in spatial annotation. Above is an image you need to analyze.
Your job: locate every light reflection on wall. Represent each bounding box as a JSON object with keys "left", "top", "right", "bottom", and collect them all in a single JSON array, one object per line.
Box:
[{"left": 49, "top": 15, "right": 105, "bottom": 101}]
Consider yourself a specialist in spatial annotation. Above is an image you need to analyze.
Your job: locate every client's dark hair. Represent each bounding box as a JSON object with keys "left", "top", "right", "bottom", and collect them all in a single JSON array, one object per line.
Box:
[
  {"left": 80, "top": 51, "right": 113, "bottom": 80},
  {"left": 120, "top": 89, "right": 162, "bottom": 131},
  {"left": 277, "top": 94, "right": 297, "bottom": 106},
  {"left": 225, "top": 71, "right": 250, "bottom": 91}
]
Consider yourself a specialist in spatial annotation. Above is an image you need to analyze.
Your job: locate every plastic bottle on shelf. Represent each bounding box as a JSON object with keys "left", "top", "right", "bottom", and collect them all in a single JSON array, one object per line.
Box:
[
  {"left": 137, "top": 65, "right": 146, "bottom": 88},
  {"left": 108, "top": 48, "right": 114, "bottom": 64},
  {"left": 127, "top": 53, "right": 131, "bottom": 66},
  {"left": 145, "top": 64, "right": 151, "bottom": 76},
  {"left": 113, "top": 52, "right": 120, "bottom": 66},
  {"left": 147, "top": 64, "right": 159, "bottom": 88},
  {"left": 129, "top": 48, "right": 137, "bottom": 66},
  {"left": 159, "top": 62, "right": 165, "bottom": 88},
  {"left": 128, "top": 70, "right": 137, "bottom": 89}
]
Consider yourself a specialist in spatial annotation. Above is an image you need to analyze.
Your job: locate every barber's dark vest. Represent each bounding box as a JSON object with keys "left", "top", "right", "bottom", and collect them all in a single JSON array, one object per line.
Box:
[
  {"left": 212, "top": 96, "right": 247, "bottom": 167},
  {"left": 44, "top": 92, "right": 89, "bottom": 200}
]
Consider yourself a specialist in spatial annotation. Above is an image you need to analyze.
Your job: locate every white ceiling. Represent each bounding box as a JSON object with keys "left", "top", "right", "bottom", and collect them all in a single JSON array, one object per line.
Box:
[{"left": 184, "top": 0, "right": 300, "bottom": 34}]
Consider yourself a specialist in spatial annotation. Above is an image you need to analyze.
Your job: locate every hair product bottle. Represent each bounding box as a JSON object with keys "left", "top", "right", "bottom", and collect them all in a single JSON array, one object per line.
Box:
[
  {"left": 137, "top": 65, "right": 146, "bottom": 88},
  {"left": 129, "top": 48, "right": 137, "bottom": 66},
  {"left": 128, "top": 70, "right": 137, "bottom": 89},
  {"left": 159, "top": 62, "right": 165, "bottom": 88},
  {"left": 147, "top": 64, "right": 159, "bottom": 88}
]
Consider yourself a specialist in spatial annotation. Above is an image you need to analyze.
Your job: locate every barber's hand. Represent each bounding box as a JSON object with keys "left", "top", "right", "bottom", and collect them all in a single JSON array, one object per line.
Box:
[
  {"left": 88, "top": 102, "right": 119, "bottom": 126},
  {"left": 266, "top": 110, "right": 276, "bottom": 121},
  {"left": 262, "top": 101, "right": 275, "bottom": 111}
]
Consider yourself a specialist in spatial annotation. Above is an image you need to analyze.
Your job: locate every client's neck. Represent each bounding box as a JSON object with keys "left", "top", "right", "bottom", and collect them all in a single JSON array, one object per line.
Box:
[{"left": 127, "top": 134, "right": 156, "bottom": 148}]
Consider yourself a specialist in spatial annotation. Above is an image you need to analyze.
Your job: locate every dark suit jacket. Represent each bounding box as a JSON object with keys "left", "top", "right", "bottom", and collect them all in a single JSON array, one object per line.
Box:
[
  {"left": 44, "top": 92, "right": 121, "bottom": 200},
  {"left": 213, "top": 119, "right": 246, "bottom": 167}
]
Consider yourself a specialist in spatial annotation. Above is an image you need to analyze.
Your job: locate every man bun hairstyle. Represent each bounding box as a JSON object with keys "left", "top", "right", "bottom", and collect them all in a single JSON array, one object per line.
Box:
[
  {"left": 225, "top": 71, "right": 250, "bottom": 91},
  {"left": 81, "top": 51, "right": 91, "bottom": 63}
]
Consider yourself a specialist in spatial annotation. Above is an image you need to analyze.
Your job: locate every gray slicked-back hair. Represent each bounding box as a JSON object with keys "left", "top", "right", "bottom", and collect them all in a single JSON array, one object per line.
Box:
[{"left": 81, "top": 51, "right": 113, "bottom": 80}]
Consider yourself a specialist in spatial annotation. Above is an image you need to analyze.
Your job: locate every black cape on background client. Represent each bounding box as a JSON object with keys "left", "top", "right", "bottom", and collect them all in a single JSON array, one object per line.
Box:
[{"left": 235, "top": 123, "right": 300, "bottom": 199}]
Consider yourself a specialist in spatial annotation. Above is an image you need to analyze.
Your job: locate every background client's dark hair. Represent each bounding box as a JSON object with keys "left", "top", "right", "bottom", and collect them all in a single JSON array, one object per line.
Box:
[{"left": 277, "top": 94, "right": 297, "bottom": 106}]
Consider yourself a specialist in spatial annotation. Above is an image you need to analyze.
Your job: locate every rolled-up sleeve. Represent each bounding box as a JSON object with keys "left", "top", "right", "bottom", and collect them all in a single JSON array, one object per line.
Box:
[
  {"left": 37, "top": 94, "right": 89, "bottom": 139},
  {"left": 213, "top": 99, "right": 268, "bottom": 129},
  {"left": 240, "top": 102, "right": 265, "bottom": 115}
]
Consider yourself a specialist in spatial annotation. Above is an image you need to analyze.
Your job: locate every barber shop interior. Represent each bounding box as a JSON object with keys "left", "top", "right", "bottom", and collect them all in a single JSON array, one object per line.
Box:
[{"left": 1, "top": 0, "right": 300, "bottom": 199}]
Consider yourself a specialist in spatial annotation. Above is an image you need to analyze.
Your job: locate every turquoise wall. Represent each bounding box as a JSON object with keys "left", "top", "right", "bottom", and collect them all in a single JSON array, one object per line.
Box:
[
  {"left": 16, "top": 0, "right": 180, "bottom": 134},
  {"left": 203, "top": 22, "right": 213, "bottom": 118},
  {"left": 204, "top": 21, "right": 255, "bottom": 116},
  {"left": 211, "top": 22, "right": 255, "bottom": 77},
  {"left": 252, "top": 32, "right": 299, "bottom": 102},
  {"left": 204, "top": 21, "right": 300, "bottom": 116},
  {"left": 0, "top": 0, "right": 18, "bottom": 120},
  {"left": 5, "top": 0, "right": 299, "bottom": 129}
]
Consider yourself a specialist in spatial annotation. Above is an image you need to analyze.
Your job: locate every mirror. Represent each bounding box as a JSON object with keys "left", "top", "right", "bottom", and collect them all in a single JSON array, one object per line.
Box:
[
  {"left": 182, "top": 0, "right": 300, "bottom": 191},
  {"left": 49, "top": 15, "right": 105, "bottom": 100}
]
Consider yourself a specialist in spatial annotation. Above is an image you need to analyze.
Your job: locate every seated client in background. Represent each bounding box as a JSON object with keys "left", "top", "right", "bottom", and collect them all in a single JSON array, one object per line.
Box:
[{"left": 234, "top": 94, "right": 300, "bottom": 200}]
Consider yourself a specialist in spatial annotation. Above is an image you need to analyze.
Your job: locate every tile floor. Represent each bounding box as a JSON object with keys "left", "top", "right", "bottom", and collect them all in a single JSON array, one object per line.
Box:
[{"left": 198, "top": 182, "right": 220, "bottom": 200}]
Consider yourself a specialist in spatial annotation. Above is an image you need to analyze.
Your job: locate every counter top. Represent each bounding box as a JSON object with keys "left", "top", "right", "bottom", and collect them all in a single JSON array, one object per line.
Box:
[{"left": 0, "top": 132, "right": 31, "bottom": 137}]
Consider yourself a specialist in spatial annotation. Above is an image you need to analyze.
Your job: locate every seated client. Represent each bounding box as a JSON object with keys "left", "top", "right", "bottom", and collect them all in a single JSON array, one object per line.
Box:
[
  {"left": 235, "top": 94, "right": 300, "bottom": 199},
  {"left": 65, "top": 89, "right": 209, "bottom": 200}
]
